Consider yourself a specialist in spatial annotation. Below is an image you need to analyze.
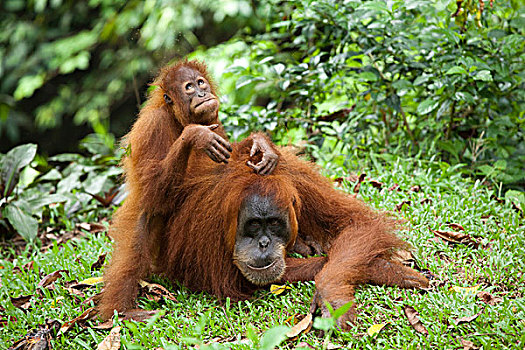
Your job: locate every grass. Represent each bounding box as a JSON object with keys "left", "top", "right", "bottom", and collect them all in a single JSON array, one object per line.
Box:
[{"left": 1, "top": 156, "right": 524, "bottom": 349}]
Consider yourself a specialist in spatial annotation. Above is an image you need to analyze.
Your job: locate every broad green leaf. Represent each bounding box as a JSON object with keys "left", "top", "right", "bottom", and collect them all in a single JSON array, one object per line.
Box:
[
  {"left": 312, "top": 316, "right": 335, "bottom": 331},
  {"left": 494, "top": 160, "right": 507, "bottom": 170},
  {"left": 474, "top": 70, "right": 492, "bottom": 81},
  {"left": 454, "top": 92, "right": 475, "bottom": 104},
  {"left": 259, "top": 325, "right": 289, "bottom": 350},
  {"left": 273, "top": 63, "right": 285, "bottom": 75},
  {"left": 360, "top": 1, "right": 389, "bottom": 13},
  {"left": 1, "top": 144, "right": 37, "bottom": 197},
  {"left": 59, "top": 51, "right": 90, "bottom": 74},
  {"left": 18, "top": 167, "right": 41, "bottom": 190},
  {"left": 13, "top": 74, "right": 45, "bottom": 100},
  {"left": 235, "top": 75, "right": 264, "bottom": 89},
  {"left": 332, "top": 300, "right": 354, "bottom": 319},
  {"left": 505, "top": 190, "right": 525, "bottom": 211},
  {"left": 445, "top": 66, "right": 468, "bottom": 75},
  {"left": 48, "top": 153, "right": 83, "bottom": 162},
  {"left": 83, "top": 174, "right": 109, "bottom": 195},
  {"left": 25, "top": 194, "right": 68, "bottom": 213},
  {"left": 358, "top": 71, "right": 378, "bottom": 82},
  {"left": 477, "top": 165, "right": 494, "bottom": 176},
  {"left": 39, "top": 169, "right": 62, "bottom": 181},
  {"left": 4, "top": 204, "right": 38, "bottom": 241},
  {"left": 417, "top": 99, "right": 439, "bottom": 115},
  {"left": 413, "top": 74, "right": 430, "bottom": 86}
]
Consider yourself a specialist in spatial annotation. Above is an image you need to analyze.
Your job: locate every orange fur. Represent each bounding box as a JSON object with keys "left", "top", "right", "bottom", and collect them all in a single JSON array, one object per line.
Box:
[
  {"left": 101, "top": 134, "right": 428, "bottom": 323},
  {"left": 100, "top": 61, "right": 427, "bottom": 323}
]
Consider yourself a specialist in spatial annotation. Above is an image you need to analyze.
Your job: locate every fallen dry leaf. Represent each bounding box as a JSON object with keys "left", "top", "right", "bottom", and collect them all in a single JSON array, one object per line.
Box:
[
  {"left": 367, "top": 323, "right": 387, "bottom": 336},
  {"left": 11, "top": 294, "right": 33, "bottom": 310},
  {"left": 66, "top": 287, "right": 86, "bottom": 299},
  {"left": 12, "top": 261, "right": 34, "bottom": 274},
  {"left": 393, "top": 250, "right": 415, "bottom": 266},
  {"left": 286, "top": 313, "right": 312, "bottom": 338},
  {"left": 410, "top": 185, "right": 421, "bottom": 192},
  {"left": 447, "top": 223, "right": 465, "bottom": 231},
  {"left": 450, "top": 285, "right": 480, "bottom": 295},
  {"left": 368, "top": 180, "right": 384, "bottom": 190},
  {"left": 431, "top": 229, "right": 477, "bottom": 246},
  {"left": 270, "top": 284, "right": 292, "bottom": 295},
  {"left": 78, "top": 276, "right": 104, "bottom": 285},
  {"left": 459, "top": 337, "right": 476, "bottom": 350},
  {"left": 388, "top": 184, "right": 400, "bottom": 191},
  {"left": 94, "top": 309, "right": 161, "bottom": 330},
  {"left": 296, "top": 342, "right": 315, "bottom": 349},
  {"left": 403, "top": 305, "right": 428, "bottom": 335},
  {"left": 454, "top": 308, "right": 484, "bottom": 326},
  {"left": 91, "top": 253, "right": 108, "bottom": 271},
  {"left": 59, "top": 307, "right": 98, "bottom": 334},
  {"left": 38, "top": 269, "right": 68, "bottom": 288},
  {"left": 139, "top": 280, "right": 177, "bottom": 302},
  {"left": 97, "top": 326, "right": 121, "bottom": 350},
  {"left": 477, "top": 291, "right": 503, "bottom": 306},
  {"left": 8, "top": 319, "right": 60, "bottom": 350},
  {"left": 395, "top": 200, "right": 412, "bottom": 211},
  {"left": 82, "top": 291, "right": 102, "bottom": 306},
  {"left": 420, "top": 198, "right": 433, "bottom": 205},
  {"left": 352, "top": 173, "right": 367, "bottom": 193}
]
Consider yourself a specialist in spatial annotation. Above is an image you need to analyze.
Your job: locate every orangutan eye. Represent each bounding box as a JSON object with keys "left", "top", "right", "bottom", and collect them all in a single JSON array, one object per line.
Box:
[
  {"left": 197, "top": 79, "right": 205, "bottom": 86},
  {"left": 185, "top": 83, "right": 193, "bottom": 90},
  {"left": 269, "top": 219, "right": 280, "bottom": 227}
]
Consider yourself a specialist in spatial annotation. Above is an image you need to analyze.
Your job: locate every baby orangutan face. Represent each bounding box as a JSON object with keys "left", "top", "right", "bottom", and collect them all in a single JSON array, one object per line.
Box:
[
  {"left": 233, "top": 194, "right": 292, "bottom": 285},
  {"left": 162, "top": 66, "right": 219, "bottom": 125}
]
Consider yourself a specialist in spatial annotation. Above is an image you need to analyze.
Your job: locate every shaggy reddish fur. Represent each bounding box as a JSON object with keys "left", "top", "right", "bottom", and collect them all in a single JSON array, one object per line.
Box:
[
  {"left": 100, "top": 60, "right": 428, "bottom": 324},
  {"left": 100, "top": 134, "right": 428, "bottom": 324},
  {"left": 100, "top": 61, "right": 279, "bottom": 319}
]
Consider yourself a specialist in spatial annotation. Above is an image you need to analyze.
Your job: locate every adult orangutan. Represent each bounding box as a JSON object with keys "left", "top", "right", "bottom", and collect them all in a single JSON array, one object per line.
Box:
[
  {"left": 100, "top": 134, "right": 429, "bottom": 328},
  {"left": 100, "top": 60, "right": 279, "bottom": 317}
]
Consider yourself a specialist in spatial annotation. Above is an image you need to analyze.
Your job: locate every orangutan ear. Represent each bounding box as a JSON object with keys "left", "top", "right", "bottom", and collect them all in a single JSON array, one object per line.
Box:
[{"left": 163, "top": 93, "right": 173, "bottom": 105}]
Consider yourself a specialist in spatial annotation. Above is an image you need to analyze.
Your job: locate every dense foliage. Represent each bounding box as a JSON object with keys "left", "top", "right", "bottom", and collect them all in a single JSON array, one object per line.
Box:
[
  {"left": 218, "top": 0, "right": 524, "bottom": 187},
  {"left": 0, "top": 0, "right": 257, "bottom": 144}
]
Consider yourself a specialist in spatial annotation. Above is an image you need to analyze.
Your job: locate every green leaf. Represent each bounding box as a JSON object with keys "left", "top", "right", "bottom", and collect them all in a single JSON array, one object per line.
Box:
[
  {"left": 358, "top": 71, "right": 378, "bottom": 82},
  {"left": 3, "top": 204, "right": 38, "bottom": 240},
  {"left": 360, "top": 1, "right": 389, "bottom": 13},
  {"left": 18, "top": 167, "right": 41, "bottom": 190},
  {"left": 39, "top": 169, "right": 63, "bottom": 181},
  {"left": 417, "top": 99, "right": 439, "bottom": 115},
  {"left": 332, "top": 301, "right": 354, "bottom": 319},
  {"left": 505, "top": 190, "right": 525, "bottom": 211},
  {"left": 236, "top": 75, "right": 264, "bottom": 89},
  {"left": 258, "top": 325, "right": 289, "bottom": 350},
  {"left": 313, "top": 316, "right": 335, "bottom": 331},
  {"left": 25, "top": 194, "right": 68, "bottom": 214},
  {"left": 13, "top": 74, "right": 45, "bottom": 100},
  {"left": 494, "top": 160, "right": 507, "bottom": 170},
  {"left": 413, "top": 74, "right": 430, "bottom": 86},
  {"left": 1, "top": 144, "right": 37, "bottom": 197},
  {"left": 83, "top": 174, "right": 109, "bottom": 195},
  {"left": 474, "top": 70, "right": 492, "bottom": 81},
  {"left": 445, "top": 66, "right": 468, "bottom": 75}
]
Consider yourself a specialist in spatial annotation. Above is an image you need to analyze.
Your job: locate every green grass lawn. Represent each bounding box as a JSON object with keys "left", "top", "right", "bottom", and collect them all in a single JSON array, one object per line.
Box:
[{"left": 1, "top": 157, "right": 524, "bottom": 349}]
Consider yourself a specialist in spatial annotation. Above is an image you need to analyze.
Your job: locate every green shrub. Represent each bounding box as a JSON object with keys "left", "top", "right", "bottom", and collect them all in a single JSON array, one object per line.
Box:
[{"left": 219, "top": 0, "right": 524, "bottom": 187}]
